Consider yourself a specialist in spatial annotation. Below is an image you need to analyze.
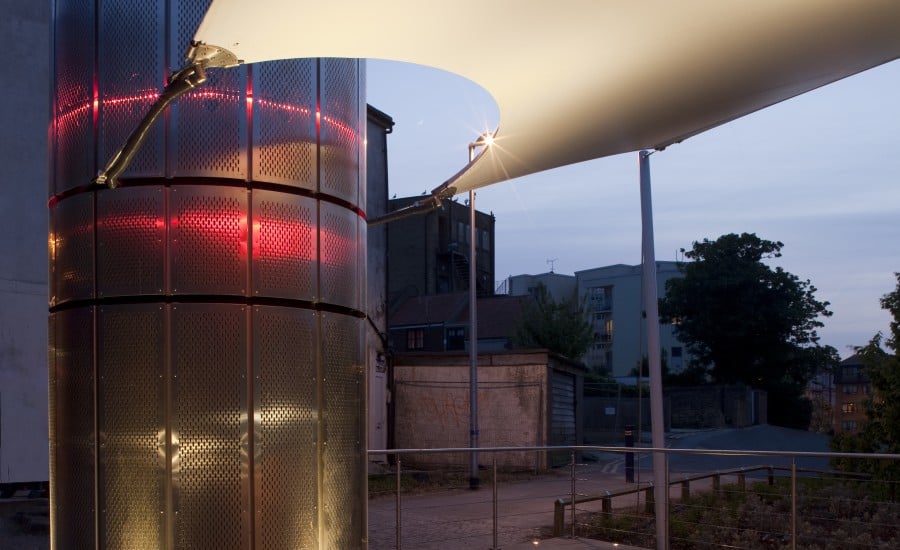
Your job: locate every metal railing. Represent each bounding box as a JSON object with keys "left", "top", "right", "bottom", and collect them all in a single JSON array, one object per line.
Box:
[{"left": 367, "top": 445, "right": 900, "bottom": 550}]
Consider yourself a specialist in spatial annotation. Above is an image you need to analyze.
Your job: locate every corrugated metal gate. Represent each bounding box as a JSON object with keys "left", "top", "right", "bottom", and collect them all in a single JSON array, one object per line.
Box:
[{"left": 549, "top": 371, "right": 576, "bottom": 466}]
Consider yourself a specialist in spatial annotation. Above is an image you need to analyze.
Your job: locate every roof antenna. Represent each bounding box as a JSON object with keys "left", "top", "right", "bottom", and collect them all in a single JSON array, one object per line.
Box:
[{"left": 547, "top": 258, "right": 557, "bottom": 273}]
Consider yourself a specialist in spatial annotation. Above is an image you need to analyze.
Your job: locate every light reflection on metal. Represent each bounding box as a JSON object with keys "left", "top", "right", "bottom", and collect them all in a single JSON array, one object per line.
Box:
[{"left": 50, "top": 3, "right": 365, "bottom": 546}]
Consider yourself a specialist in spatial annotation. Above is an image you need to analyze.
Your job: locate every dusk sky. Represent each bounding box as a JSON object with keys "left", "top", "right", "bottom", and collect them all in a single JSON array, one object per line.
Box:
[{"left": 367, "top": 59, "right": 900, "bottom": 358}]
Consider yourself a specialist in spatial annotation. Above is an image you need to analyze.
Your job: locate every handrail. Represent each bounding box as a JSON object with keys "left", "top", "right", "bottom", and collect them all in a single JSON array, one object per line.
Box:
[
  {"left": 369, "top": 445, "right": 898, "bottom": 549},
  {"left": 550, "top": 464, "right": 872, "bottom": 536},
  {"left": 369, "top": 444, "right": 900, "bottom": 462}
]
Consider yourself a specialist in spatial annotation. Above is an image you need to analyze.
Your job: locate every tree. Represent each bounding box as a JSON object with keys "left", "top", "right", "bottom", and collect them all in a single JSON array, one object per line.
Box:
[
  {"left": 659, "top": 233, "right": 835, "bottom": 428},
  {"left": 511, "top": 283, "right": 592, "bottom": 360},
  {"left": 831, "top": 273, "right": 900, "bottom": 481}
]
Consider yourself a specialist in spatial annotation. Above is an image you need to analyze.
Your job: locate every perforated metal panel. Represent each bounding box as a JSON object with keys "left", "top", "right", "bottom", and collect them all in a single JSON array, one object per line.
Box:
[
  {"left": 251, "top": 190, "right": 317, "bottom": 300},
  {"left": 172, "top": 303, "right": 248, "bottom": 550},
  {"left": 253, "top": 306, "right": 318, "bottom": 549},
  {"left": 47, "top": 315, "right": 58, "bottom": 549},
  {"left": 170, "top": 67, "right": 247, "bottom": 178},
  {"left": 53, "top": 0, "right": 95, "bottom": 194},
  {"left": 50, "top": 191, "right": 95, "bottom": 306},
  {"left": 97, "top": 305, "right": 165, "bottom": 549},
  {"left": 50, "top": 307, "right": 96, "bottom": 550},
  {"left": 97, "top": 0, "right": 165, "bottom": 177},
  {"left": 319, "top": 201, "right": 360, "bottom": 309},
  {"left": 319, "top": 59, "right": 361, "bottom": 204},
  {"left": 321, "top": 312, "right": 364, "bottom": 550},
  {"left": 172, "top": 0, "right": 212, "bottom": 69},
  {"left": 97, "top": 187, "right": 165, "bottom": 297},
  {"left": 252, "top": 60, "right": 317, "bottom": 188},
  {"left": 170, "top": 186, "right": 248, "bottom": 296},
  {"left": 52, "top": 4, "right": 367, "bottom": 548}
]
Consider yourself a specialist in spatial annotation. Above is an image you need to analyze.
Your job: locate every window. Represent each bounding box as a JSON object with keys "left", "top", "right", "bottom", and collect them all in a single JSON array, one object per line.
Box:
[
  {"left": 842, "top": 366, "right": 860, "bottom": 380},
  {"left": 671, "top": 346, "right": 683, "bottom": 358},
  {"left": 446, "top": 327, "right": 465, "bottom": 351},
  {"left": 842, "top": 420, "right": 858, "bottom": 432},
  {"left": 407, "top": 329, "right": 424, "bottom": 350},
  {"left": 843, "top": 385, "right": 858, "bottom": 395},
  {"left": 589, "top": 286, "right": 612, "bottom": 312},
  {"left": 841, "top": 402, "right": 857, "bottom": 413},
  {"left": 482, "top": 229, "right": 490, "bottom": 251}
]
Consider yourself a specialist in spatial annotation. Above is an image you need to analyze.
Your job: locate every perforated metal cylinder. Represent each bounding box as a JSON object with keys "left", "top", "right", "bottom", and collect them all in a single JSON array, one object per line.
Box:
[{"left": 49, "top": 2, "right": 367, "bottom": 548}]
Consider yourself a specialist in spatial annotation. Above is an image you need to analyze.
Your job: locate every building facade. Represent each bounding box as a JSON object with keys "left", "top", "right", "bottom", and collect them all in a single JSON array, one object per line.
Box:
[
  {"left": 0, "top": 1, "right": 50, "bottom": 485},
  {"left": 575, "top": 262, "right": 690, "bottom": 376},
  {"left": 366, "top": 105, "right": 394, "bottom": 460},
  {"left": 389, "top": 292, "right": 532, "bottom": 353},
  {"left": 387, "top": 196, "right": 495, "bottom": 309},
  {"left": 506, "top": 263, "right": 691, "bottom": 377},
  {"left": 833, "top": 355, "right": 871, "bottom": 435}
]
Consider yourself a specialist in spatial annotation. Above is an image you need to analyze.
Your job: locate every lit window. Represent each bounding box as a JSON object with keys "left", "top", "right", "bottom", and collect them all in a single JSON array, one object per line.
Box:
[
  {"left": 841, "top": 402, "right": 857, "bottom": 413},
  {"left": 407, "top": 329, "right": 424, "bottom": 350}
]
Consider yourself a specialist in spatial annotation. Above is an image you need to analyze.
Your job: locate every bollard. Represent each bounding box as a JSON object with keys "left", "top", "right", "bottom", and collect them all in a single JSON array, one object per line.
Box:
[
  {"left": 625, "top": 424, "right": 635, "bottom": 483},
  {"left": 553, "top": 498, "right": 566, "bottom": 537}
]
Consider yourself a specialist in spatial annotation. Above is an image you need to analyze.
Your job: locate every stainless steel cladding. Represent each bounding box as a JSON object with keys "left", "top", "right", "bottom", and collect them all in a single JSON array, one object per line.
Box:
[{"left": 49, "top": 1, "right": 367, "bottom": 548}]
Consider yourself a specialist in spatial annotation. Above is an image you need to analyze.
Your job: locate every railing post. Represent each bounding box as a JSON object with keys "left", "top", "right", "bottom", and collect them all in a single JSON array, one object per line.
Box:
[
  {"left": 570, "top": 450, "right": 577, "bottom": 538},
  {"left": 738, "top": 471, "right": 746, "bottom": 491},
  {"left": 681, "top": 479, "right": 690, "bottom": 500},
  {"left": 492, "top": 457, "right": 499, "bottom": 550},
  {"left": 768, "top": 466, "right": 774, "bottom": 486},
  {"left": 645, "top": 484, "right": 655, "bottom": 515},
  {"left": 602, "top": 491, "right": 612, "bottom": 517},
  {"left": 396, "top": 456, "right": 402, "bottom": 550},
  {"left": 791, "top": 458, "right": 797, "bottom": 550}
]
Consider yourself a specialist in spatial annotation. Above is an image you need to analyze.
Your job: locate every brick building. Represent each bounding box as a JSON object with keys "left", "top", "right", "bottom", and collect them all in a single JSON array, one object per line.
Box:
[{"left": 833, "top": 355, "right": 871, "bottom": 434}]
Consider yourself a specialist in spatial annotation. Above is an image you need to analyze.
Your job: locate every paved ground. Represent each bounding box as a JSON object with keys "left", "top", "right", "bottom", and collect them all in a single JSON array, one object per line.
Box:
[
  {"left": 368, "top": 425, "right": 830, "bottom": 549},
  {"left": 0, "top": 499, "right": 49, "bottom": 550},
  {"left": 368, "top": 464, "right": 661, "bottom": 549}
]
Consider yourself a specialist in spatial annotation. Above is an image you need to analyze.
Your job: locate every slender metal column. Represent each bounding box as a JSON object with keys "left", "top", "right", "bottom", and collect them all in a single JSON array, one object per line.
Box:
[
  {"left": 639, "top": 150, "right": 668, "bottom": 549},
  {"left": 468, "top": 155, "right": 480, "bottom": 490}
]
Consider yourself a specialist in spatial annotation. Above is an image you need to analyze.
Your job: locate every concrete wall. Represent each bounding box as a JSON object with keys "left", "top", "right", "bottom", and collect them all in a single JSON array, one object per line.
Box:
[
  {"left": 666, "top": 386, "right": 762, "bottom": 429},
  {"left": 393, "top": 351, "right": 561, "bottom": 470},
  {"left": 0, "top": 1, "right": 50, "bottom": 483},
  {"left": 366, "top": 107, "right": 393, "bottom": 459}
]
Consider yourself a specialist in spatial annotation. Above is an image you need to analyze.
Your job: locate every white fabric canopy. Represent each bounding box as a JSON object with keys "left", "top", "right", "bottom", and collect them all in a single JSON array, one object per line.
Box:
[{"left": 193, "top": 0, "right": 900, "bottom": 196}]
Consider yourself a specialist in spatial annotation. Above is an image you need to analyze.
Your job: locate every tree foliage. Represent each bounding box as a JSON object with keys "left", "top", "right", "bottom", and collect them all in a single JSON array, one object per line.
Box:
[
  {"left": 511, "top": 283, "right": 592, "bottom": 360},
  {"left": 659, "top": 233, "right": 835, "bottom": 428},
  {"left": 831, "top": 273, "right": 900, "bottom": 478}
]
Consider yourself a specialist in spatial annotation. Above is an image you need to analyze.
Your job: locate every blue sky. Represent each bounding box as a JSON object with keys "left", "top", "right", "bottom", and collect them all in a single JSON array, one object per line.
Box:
[{"left": 367, "top": 59, "right": 900, "bottom": 357}]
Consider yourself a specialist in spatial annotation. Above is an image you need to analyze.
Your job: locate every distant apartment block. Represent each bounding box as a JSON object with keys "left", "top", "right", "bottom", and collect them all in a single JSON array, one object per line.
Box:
[
  {"left": 833, "top": 355, "right": 871, "bottom": 435},
  {"left": 507, "top": 262, "right": 691, "bottom": 377}
]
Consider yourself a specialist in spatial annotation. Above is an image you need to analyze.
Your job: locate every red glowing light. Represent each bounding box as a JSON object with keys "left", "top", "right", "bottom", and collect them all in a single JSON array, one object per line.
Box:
[
  {"left": 55, "top": 88, "right": 358, "bottom": 143},
  {"left": 255, "top": 97, "right": 311, "bottom": 117},
  {"left": 252, "top": 217, "right": 316, "bottom": 262}
]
